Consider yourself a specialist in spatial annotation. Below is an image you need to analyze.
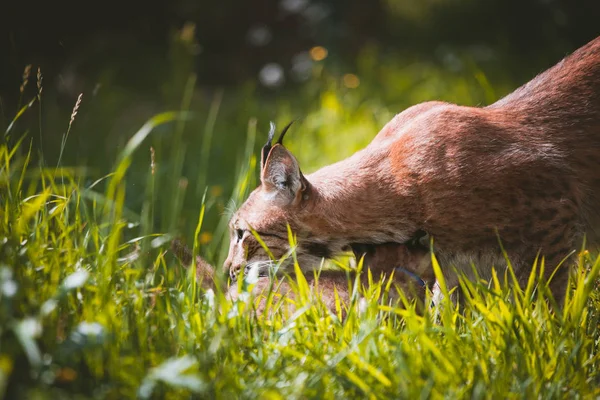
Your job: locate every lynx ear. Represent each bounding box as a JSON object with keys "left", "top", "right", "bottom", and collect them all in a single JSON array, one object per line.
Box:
[{"left": 261, "top": 144, "right": 307, "bottom": 205}]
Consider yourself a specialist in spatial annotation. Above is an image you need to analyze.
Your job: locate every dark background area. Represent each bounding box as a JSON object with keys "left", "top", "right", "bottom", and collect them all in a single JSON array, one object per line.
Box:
[
  {"left": 2, "top": 0, "right": 600, "bottom": 100},
  {"left": 1, "top": 0, "right": 599, "bottom": 260}
]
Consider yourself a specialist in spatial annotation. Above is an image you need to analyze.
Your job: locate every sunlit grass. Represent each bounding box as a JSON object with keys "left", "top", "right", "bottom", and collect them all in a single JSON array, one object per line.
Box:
[{"left": 1, "top": 122, "right": 600, "bottom": 400}]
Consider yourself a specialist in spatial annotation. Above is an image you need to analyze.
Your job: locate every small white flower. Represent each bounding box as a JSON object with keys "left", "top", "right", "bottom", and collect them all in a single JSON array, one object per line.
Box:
[
  {"left": 77, "top": 321, "right": 104, "bottom": 337},
  {"left": 358, "top": 298, "right": 368, "bottom": 315},
  {"left": 20, "top": 318, "right": 42, "bottom": 338},
  {"left": 40, "top": 299, "right": 58, "bottom": 316},
  {"left": 204, "top": 289, "right": 215, "bottom": 309},
  {"left": 62, "top": 270, "right": 90, "bottom": 290},
  {"left": 1, "top": 280, "right": 17, "bottom": 297}
]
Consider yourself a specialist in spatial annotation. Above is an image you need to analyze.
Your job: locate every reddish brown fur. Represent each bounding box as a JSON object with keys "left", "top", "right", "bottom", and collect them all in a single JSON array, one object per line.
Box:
[{"left": 225, "top": 36, "right": 600, "bottom": 305}]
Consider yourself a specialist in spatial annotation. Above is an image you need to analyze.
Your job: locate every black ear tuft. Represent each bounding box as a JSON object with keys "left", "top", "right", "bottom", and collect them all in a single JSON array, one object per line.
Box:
[
  {"left": 261, "top": 122, "right": 277, "bottom": 171},
  {"left": 276, "top": 119, "right": 297, "bottom": 145}
]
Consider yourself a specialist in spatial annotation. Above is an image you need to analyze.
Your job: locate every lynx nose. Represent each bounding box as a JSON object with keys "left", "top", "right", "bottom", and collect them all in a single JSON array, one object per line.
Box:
[
  {"left": 229, "top": 264, "right": 244, "bottom": 281},
  {"left": 224, "top": 258, "right": 238, "bottom": 281}
]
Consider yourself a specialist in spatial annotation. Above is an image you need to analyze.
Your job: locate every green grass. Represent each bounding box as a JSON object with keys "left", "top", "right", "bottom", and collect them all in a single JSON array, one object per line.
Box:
[
  {"left": 2, "top": 130, "right": 600, "bottom": 399},
  {"left": 2, "top": 47, "right": 600, "bottom": 398}
]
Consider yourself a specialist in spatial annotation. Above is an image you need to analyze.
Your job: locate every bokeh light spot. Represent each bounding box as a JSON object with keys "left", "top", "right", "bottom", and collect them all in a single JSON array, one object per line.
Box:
[
  {"left": 343, "top": 74, "right": 360, "bottom": 88},
  {"left": 246, "top": 25, "right": 272, "bottom": 47},
  {"left": 210, "top": 185, "right": 223, "bottom": 197},
  {"left": 200, "top": 232, "right": 213, "bottom": 245},
  {"left": 259, "top": 63, "right": 285, "bottom": 87},
  {"left": 310, "top": 46, "right": 328, "bottom": 61}
]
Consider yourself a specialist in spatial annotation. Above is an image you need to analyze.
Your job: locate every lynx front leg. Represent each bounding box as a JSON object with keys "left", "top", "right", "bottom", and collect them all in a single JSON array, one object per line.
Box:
[
  {"left": 501, "top": 196, "right": 583, "bottom": 308},
  {"left": 528, "top": 221, "right": 579, "bottom": 308}
]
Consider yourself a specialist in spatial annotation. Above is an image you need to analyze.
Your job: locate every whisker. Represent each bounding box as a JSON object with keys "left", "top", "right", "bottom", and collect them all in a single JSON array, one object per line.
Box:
[{"left": 223, "top": 199, "right": 239, "bottom": 219}]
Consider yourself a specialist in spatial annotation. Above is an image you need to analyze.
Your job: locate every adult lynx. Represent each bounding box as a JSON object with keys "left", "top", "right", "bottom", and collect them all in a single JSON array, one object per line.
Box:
[{"left": 225, "top": 36, "right": 600, "bottom": 303}]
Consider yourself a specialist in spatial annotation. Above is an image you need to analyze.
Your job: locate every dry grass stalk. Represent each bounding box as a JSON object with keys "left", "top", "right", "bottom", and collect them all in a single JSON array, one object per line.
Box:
[
  {"left": 20, "top": 64, "right": 31, "bottom": 94},
  {"left": 36, "top": 67, "right": 43, "bottom": 99},
  {"left": 70, "top": 93, "right": 83, "bottom": 127}
]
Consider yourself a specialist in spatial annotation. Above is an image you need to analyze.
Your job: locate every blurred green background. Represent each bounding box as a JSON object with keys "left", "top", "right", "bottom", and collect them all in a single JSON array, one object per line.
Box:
[{"left": 2, "top": 0, "right": 600, "bottom": 266}]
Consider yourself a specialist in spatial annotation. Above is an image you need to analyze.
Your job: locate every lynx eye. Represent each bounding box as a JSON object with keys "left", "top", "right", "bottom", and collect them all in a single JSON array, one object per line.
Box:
[{"left": 236, "top": 229, "right": 244, "bottom": 241}]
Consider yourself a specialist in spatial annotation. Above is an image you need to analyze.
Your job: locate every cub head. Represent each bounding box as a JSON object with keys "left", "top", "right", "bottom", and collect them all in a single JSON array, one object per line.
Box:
[{"left": 224, "top": 121, "right": 331, "bottom": 280}]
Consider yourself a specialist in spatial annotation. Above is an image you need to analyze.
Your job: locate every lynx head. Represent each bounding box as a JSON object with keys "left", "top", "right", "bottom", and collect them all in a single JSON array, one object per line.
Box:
[{"left": 224, "top": 121, "right": 332, "bottom": 280}]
